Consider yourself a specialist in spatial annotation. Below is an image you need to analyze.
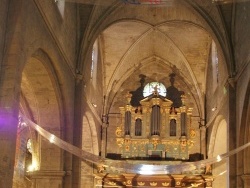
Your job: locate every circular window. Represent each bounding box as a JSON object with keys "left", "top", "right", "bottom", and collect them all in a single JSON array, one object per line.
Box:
[{"left": 143, "top": 82, "right": 166, "bottom": 97}]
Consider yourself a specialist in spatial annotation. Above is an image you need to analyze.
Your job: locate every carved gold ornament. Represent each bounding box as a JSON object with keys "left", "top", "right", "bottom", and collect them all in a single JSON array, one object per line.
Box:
[
  {"left": 188, "top": 140, "right": 194, "bottom": 147},
  {"left": 181, "top": 140, "right": 187, "bottom": 146},
  {"left": 150, "top": 182, "right": 158, "bottom": 186},
  {"left": 125, "top": 145, "right": 130, "bottom": 151},
  {"left": 162, "top": 182, "right": 170, "bottom": 186},
  {"left": 181, "top": 146, "right": 186, "bottom": 152},
  {"left": 116, "top": 127, "right": 122, "bottom": 137},
  {"left": 96, "top": 180, "right": 102, "bottom": 184},
  {"left": 190, "top": 182, "right": 202, "bottom": 187},
  {"left": 126, "top": 180, "right": 132, "bottom": 184},
  {"left": 190, "top": 129, "right": 196, "bottom": 138},
  {"left": 97, "top": 165, "right": 105, "bottom": 173},
  {"left": 137, "top": 182, "right": 145, "bottom": 186},
  {"left": 116, "top": 138, "right": 124, "bottom": 147},
  {"left": 206, "top": 182, "right": 212, "bottom": 186},
  {"left": 107, "top": 181, "right": 117, "bottom": 185}
]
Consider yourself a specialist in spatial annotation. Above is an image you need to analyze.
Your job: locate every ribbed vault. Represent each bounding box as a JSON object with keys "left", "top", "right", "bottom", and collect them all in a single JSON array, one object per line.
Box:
[{"left": 99, "top": 20, "right": 211, "bottom": 117}]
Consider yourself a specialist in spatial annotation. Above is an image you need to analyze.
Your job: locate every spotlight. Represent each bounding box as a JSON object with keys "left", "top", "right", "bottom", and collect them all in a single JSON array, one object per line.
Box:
[
  {"left": 216, "top": 155, "right": 222, "bottom": 162},
  {"left": 49, "top": 134, "right": 56, "bottom": 143},
  {"left": 27, "top": 162, "right": 38, "bottom": 172},
  {"left": 211, "top": 107, "right": 217, "bottom": 111},
  {"left": 139, "top": 165, "right": 154, "bottom": 175}
]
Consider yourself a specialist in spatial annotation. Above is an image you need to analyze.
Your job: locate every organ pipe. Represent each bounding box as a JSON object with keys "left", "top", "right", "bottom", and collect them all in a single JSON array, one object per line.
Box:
[
  {"left": 181, "top": 112, "right": 187, "bottom": 136},
  {"left": 125, "top": 111, "right": 131, "bottom": 135},
  {"left": 151, "top": 105, "right": 160, "bottom": 135}
]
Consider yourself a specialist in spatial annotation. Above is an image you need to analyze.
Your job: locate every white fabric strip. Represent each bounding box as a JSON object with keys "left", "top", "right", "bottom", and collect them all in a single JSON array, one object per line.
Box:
[{"left": 21, "top": 115, "right": 250, "bottom": 175}]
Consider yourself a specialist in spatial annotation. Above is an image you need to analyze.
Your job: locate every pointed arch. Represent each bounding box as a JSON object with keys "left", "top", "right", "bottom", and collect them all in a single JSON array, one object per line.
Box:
[
  {"left": 238, "top": 80, "right": 250, "bottom": 178},
  {"left": 208, "top": 116, "right": 228, "bottom": 188},
  {"left": 19, "top": 49, "right": 63, "bottom": 171}
]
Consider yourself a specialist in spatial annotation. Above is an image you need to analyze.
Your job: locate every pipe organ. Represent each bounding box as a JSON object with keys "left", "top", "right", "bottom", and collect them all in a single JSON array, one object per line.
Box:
[{"left": 116, "top": 86, "right": 194, "bottom": 160}]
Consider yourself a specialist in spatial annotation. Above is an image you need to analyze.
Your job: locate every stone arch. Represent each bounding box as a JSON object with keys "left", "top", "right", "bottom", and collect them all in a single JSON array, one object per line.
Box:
[
  {"left": 81, "top": 112, "right": 99, "bottom": 188},
  {"left": 82, "top": 112, "right": 99, "bottom": 155},
  {"left": 20, "top": 49, "right": 63, "bottom": 171},
  {"left": 208, "top": 116, "right": 228, "bottom": 188},
  {"left": 208, "top": 115, "right": 226, "bottom": 158}
]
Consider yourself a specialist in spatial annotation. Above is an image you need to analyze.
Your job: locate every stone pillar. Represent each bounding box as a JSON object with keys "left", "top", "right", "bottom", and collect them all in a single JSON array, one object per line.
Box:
[
  {"left": 72, "top": 74, "right": 83, "bottom": 188},
  {"left": 27, "top": 170, "right": 65, "bottom": 188},
  {"left": 226, "top": 78, "right": 237, "bottom": 188},
  {"left": 0, "top": 111, "right": 19, "bottom": 188},
  {"left": 0, "top": 0, "right": 24, "bottom": 186},
  {"left": 101, "top": 106, "right": 109, "bottom": 158},
  {"left": 200, "top": 125, "right": 207, "bottom": 159},
  {"left": 101, "top": 123, "right": 108, "bottom": 158},
  {"left": 241, "top": 175, "right": 250, "bottom": 188},
  {"left": 0, "top": 0, "right": 9, "bottom": 68}
]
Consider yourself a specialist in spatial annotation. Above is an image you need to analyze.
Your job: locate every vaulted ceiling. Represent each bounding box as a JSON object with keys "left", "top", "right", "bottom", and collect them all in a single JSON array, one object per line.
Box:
[
  {"left": 77, "top": 0, "right": 232, "bottom": 116},
  {"left": 100, "top": 20, "right": 211, "bottom": 115}
]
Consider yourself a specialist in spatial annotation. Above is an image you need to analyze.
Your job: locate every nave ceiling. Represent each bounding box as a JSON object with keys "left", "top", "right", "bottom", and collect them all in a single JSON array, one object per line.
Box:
[{"left": 77, "top": 0, "right": 230, "bottom": 116}]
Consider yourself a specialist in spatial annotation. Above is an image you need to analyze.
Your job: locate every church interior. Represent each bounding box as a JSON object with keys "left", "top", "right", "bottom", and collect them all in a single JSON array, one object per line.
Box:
[{"left": 0, "top": 0, "right": 249, "bottom": 187}]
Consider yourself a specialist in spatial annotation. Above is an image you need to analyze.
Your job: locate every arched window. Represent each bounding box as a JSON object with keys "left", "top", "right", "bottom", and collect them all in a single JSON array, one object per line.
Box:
[
  {"left": 170, "top": 119, "right": 177, "bottom": 136},
  {"left": 54, "top": 0, "right": 65, "bottom": 17},
  {"left": 211, "top": 40, "right": 219, "bottom": 90},
  {"left": 91, "top": 40, "right": 98, "bottom": 87},
  {"left": 135, "top": 118, "right": 142, "bottom": 136}
]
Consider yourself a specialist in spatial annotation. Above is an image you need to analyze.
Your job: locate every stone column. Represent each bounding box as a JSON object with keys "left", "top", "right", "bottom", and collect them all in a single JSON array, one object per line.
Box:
[
  {"left": 0, "top": 111, "right": 19, "bottom": 188},
  {"left": 226, "top": 78, "right": 237, "bottom": 187},
  {"left": 101, "top": 123, "right": 108, "bottom": 158},
  {"left": 101, "top": 105, "right": 110, "bottom": 158},
  {"left": 72, "top": 74, "right": 83, "bottom": 188},
  {"left": 200, "top": 125, "right": 207, "bottom": 159},
  {"left": 0, "top": 0, "right": 24, "bottom": 187}
]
